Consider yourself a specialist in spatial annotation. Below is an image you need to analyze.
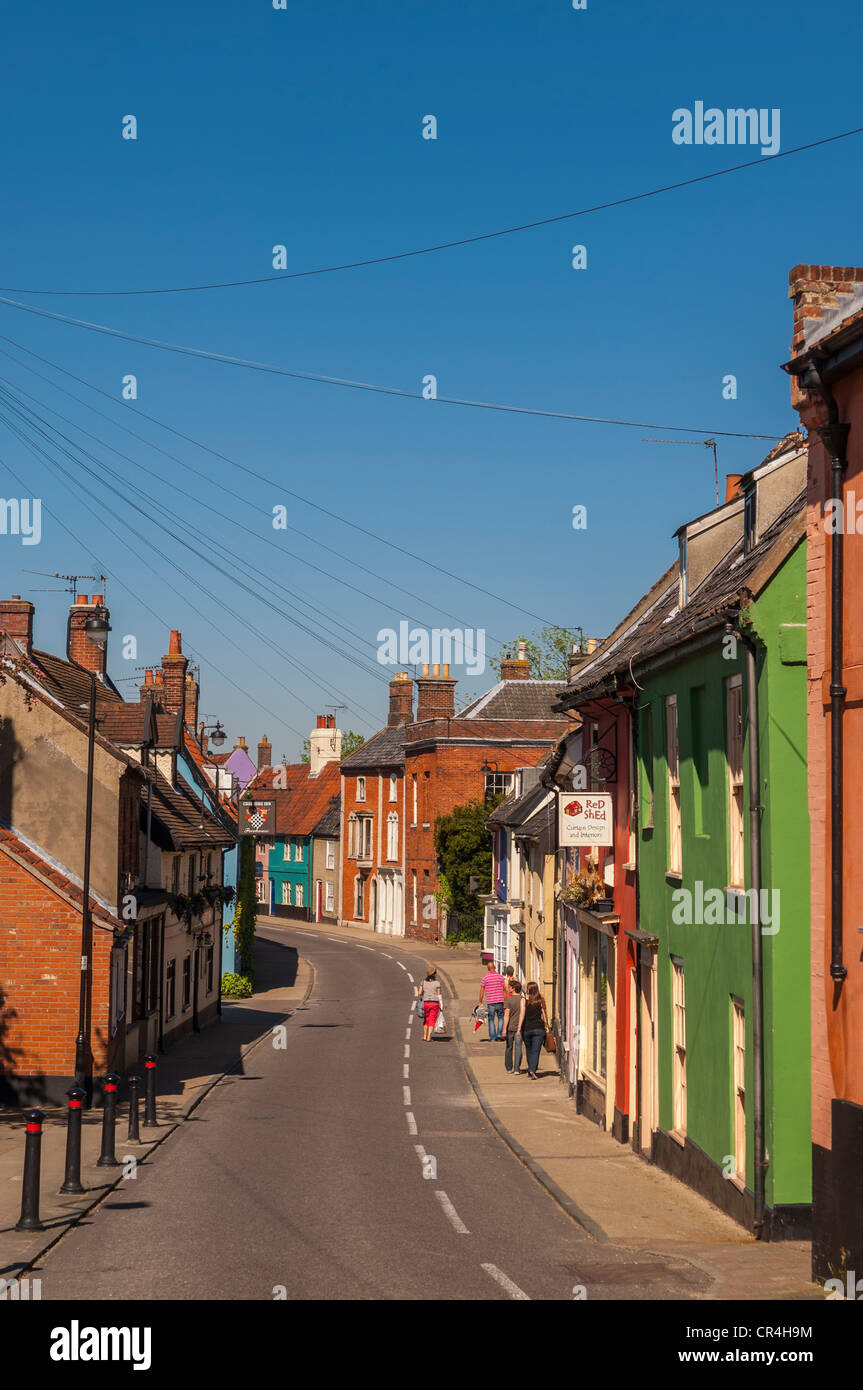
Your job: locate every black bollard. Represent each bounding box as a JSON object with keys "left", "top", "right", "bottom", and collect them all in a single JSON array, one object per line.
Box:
[
  {"left": 60, "top": 1087, "right": 86, "bottom": 1194},
  {"left": 127, "top": 1073, "right": 141, "bottom": 1142},
  {"left": 15, "top": 1109, "right": 45, "bottom": 1232},
  {"left": 142, "top": 1054, "right": 158, "bottom": 1128},
  {"left": 97, "top": 1073, "right": 121, "bottom": 1168}
]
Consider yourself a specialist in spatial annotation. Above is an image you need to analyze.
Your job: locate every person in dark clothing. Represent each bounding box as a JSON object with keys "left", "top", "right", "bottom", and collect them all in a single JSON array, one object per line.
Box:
[
  {"left": 522, "top": 981, "right": 549, "bottom": 1078},
  {"left": 503, "top": 979, "right": 525, "bottom": 1074}
]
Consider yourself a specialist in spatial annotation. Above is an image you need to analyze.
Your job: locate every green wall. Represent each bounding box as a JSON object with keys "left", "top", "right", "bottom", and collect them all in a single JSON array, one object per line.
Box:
[{"left": 637, "top": 539, "right": 810, "bottom": 1211}]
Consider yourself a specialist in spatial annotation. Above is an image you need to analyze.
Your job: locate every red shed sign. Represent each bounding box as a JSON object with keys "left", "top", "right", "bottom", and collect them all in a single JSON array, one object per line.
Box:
[{"left": 558, "top": 791, "right": 613, "bottom": 846}]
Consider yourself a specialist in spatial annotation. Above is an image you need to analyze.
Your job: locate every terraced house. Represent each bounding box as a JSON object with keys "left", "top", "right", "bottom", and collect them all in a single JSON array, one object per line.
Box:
[
  {"left": 247, "top": 716, "right": 341, "bottom": 920},
  {"left": 549, "top": 434, "right": 811, "bottom": 1237}
]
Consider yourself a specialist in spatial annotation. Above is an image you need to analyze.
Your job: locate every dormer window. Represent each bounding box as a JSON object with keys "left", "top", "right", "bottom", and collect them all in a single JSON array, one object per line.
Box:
[{"left": 743, "top": 489, "right": 756, "bottom": 554}]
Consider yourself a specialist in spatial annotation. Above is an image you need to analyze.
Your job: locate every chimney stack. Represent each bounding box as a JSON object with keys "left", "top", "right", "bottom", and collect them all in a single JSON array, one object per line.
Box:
[
  {"left": 0, "top": 595, "right": 35, "bottom": 658},
  {"left": 68, "top": 594, "right": 109, "bottom": 678},
  {"left": 788, "top": 265, "right": 863, "bottom": 410},
  {"left": 725, "top": 474, "right": 743, "bottom": 503},
  {"left": 308, "top": 716, "right": 342, "bottom": 775},
  {"left": 500, "top": 638, "right": 531, "bottom": 682},
  {"left": 199, "top": 721, "right": 208, "bottom": 756},
  {"left": 184, "top": 671, "right": 199, "bottom": 730},
  {"left": 139, "top": 668, "right": 156, "bottom": 703},
  {"left": 234, "top": 735, "right": 247, "bottom": 751},
  {"left": 160, "top": 629, "right": 188, "bottom": 715},
  {"left": 257, "top": 735, "right": 272, "bottom": 770},
  {"left": 415, "top": 664, "right": 456, "bottom": 721},
  {"left": 388, "top": 671, "right": 413, "bottom": 727}
]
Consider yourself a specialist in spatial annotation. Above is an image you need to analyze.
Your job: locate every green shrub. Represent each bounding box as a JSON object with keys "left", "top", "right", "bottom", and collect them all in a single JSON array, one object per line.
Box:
[{"left": 221, "top": 972, "right": 253, "bottom": 998}]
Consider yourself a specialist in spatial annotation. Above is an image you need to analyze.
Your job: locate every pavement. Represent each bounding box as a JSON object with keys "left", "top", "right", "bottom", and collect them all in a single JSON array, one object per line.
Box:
[
  {"left": 0, "top": 939, "right": 312, "bottom": 1283},
  {"left": 1, "top": 917, "right": 823, "bottom": 1301}
]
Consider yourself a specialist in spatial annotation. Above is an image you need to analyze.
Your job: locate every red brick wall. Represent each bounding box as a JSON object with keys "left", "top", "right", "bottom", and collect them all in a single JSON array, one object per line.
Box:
[
  {"left": 0, "top": 853, "right": 115, "bottom": 1093},
  {"left": 403, "top": 720, "right": 567, "bottom": 939},
  {"left": 340, "top": 768, "right": 404, "bottom": 926}
]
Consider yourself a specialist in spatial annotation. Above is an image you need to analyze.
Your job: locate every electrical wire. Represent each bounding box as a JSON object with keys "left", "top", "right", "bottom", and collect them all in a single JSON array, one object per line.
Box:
[
  {"left": 1, "top": 124, "right": 860, "bottom": 296},
  {"left": 0, "top": 294, "right": 784, "bottom": 443},
  {"left": 0, "top": 332, "right": 565, "bottom": 627}
]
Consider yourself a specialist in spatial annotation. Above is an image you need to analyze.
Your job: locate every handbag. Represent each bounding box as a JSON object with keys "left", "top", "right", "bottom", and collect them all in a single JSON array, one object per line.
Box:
[
  {"left": 543, "top": 1027, "right": 557, "bottom": 1054},
  {"left": 415, "top": 996, "right": 425, "bottom": 1019}
]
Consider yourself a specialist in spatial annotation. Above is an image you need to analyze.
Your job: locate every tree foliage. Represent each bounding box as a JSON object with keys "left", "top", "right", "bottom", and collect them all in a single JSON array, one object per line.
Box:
[
  {"left": 232, "top": 835, "right": 258, "bottom": 981},
  {"left": 433, "top": 798, "right": 501, "bottom": 937},
  {"left": 490, "top": 625, "right": 585, "bottom": 681}
]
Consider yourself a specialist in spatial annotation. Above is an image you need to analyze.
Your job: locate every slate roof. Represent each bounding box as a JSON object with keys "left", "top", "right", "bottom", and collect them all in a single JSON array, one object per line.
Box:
[
  {"left": 30, "top": 649, "right": 123, "bottom": 709},
  {"left": 514, "top": 800, "right": 556, "bottom": 846},
  {"left": 246, "top": 760, "right": 342, "bottom": 836},
  {"left": 0, "top": 824, "right": 122, "bottom": 930},
  {"left": 458, "top": 680, "right": 566, "bottom": 720},
  {"left": 486, "top": 781, "right": 548, "bottom": 828},
  {"left": 146, "top": 768, "right": 235, "bottom": 850},
  {"left": 556, "top": 490, "right": 806, "bottom": 708},
  {"left": 312, "top": 795, "right": 341, "bottom": 839},
  {"left": 340, "top": 725, "right": 405, "bottom": 771}
]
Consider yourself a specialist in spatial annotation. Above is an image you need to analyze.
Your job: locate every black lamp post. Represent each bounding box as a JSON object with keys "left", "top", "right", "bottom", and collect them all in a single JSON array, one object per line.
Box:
[
  {"left": 480, "top": 760, "right": 499, "bottom": 803},
  {"left": 66, "top": 603, "right": 111, "bottom": 1098},
  {"left": 201, "top": 721, "right": 227, "bottom": 748}
]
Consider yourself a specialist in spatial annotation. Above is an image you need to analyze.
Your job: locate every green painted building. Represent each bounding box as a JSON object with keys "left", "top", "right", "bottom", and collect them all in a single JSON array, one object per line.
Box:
[{"left": 633, "top": 440, "right": 811, "bottom": 1235}]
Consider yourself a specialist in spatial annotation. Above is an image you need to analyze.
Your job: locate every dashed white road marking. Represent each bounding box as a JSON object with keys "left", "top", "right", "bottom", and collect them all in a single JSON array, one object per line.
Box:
[
  {"left": 406, "top": 1112, "right": 418, "bottom": 1135},
  {"left": 382, "top": 953, "right": 393, "bottom": 959},
  {"left": 435, "top": 1191, "right": 469, "bottom": 1234},
  {"left": 404, "top": 1044, "right": 410, "bottom": 1058},
  {"left": 405, "top": 1028, "right": 411, "bottom": 1041},
  {"left": 403, "top": 1064, "right": 410, "bottom": 1079},
  {"left": 397, "top": 961, "right": 407, "bottom": 971},
  {"left": 406, "top": 973, "right": 414, "bottom": 983},
  {"left": 325, "top": 936, "right": 342, "bottom": 943},
  {"left": 354, "top": 944, "right": 375, "bottom": 952},
  {"left": 403, "top": 1086, "right": 411, "bottom": 1106},
  {"left": 481, "top": 1264, "right": 531, "bottom": 1300}
]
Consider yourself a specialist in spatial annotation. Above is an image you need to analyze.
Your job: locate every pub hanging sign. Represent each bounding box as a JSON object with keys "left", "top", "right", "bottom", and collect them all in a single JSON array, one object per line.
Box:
[
  {"left": 240, "top": 799, "right": 275, "bottom": 835},
  {"left": 558, "top": 791, "right": 613, "bottom": 847}
]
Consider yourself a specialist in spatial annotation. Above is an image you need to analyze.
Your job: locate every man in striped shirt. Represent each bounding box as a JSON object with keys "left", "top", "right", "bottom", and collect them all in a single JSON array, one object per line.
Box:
[{"left": 478, "top": 961, "right": 506, "bottom": 1041}]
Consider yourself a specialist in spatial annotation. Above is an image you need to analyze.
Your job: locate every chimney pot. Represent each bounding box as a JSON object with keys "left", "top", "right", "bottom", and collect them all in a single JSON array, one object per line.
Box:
[
  {"left": 169, "top": 630, "right": 182, "bottom": 654},
  {"left": 725, "top": 474, "right": 743, "bottom": 503}
]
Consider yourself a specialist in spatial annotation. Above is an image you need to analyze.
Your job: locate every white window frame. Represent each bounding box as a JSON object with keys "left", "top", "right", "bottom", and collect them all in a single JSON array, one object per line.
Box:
[
  {"left": 355, "top": 876, "right": 364, "bottom": 918},
  {"left": 412, "top": 774, "right": 418, "bottom": 825},
  {"left": 294, "top": 841, "right": 302, "bottom": 862},
  {"left": 357, "top": 776, "right": 366, "bottom": 803},
  {"left": 283, "top": 840, "right": 291, "bottom": 861},
  {"left": 666, "top": 695, "right": 682, "bottom": 875},
  {"left": 326, "top": 840, "right": 335, "bottom": 870},
  {"left": 726, "top": 675, "right": 745, "bottom": 888},
  {"left": 281, "top": 881, "right": 291, "bottom": 907},
  {"left": 325, "top": 880, "right": 334, "bottom": 913},
  {"left": 389, "top": 773, "right": 398, "bottom": 802},
  {"left": 387, "top": 812, "right": 398, "bottom": 861},
  {"left": 295, "top": 882, "right": 304, "bottom": 908}
]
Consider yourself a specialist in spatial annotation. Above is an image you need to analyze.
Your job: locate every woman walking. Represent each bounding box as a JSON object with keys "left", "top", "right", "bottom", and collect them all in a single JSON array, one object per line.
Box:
[
  {"left": 418, "top": 966, "right": 442, "bottom": 1042},
  {"left": 522, "top": 981, "right": 549, "bottom": 1079}
]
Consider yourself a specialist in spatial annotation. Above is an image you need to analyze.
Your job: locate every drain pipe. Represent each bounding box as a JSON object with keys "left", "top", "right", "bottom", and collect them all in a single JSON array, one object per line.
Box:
[
  {"left": 726, "top": 620, "right": 768, "bottom": 1238},
  {"left": 802, "top": 365, "right": 850, "bottom": 983}
]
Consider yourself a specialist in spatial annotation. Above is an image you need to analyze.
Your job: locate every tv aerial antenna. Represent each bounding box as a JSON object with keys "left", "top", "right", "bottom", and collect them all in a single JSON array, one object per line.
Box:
[
  {"left": 641, "top": 439, "right": 720, "bottom": 507},
  {"left": 23, "top": 570, "right": 108, "bottom": 599}
]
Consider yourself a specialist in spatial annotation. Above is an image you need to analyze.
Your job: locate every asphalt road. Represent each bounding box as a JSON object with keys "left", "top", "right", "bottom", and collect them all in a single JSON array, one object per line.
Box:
[{"left": 33, "top": 927, "right": 703, "bottom": 1301}]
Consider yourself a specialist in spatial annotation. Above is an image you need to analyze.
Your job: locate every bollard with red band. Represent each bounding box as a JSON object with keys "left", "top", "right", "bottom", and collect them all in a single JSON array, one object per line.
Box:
[
  {"left": 142, "top": 1053, "right": 158, "bottom": 1129},
  {"left": 97, "top": 1072, "right": 121, "bottom": 1168},
  {"left": 60, "top": 1087, "right": 86, "bottom": 1194},
  {"left": 16, "top": 1109, "right": 45, "bottom": 1232}
]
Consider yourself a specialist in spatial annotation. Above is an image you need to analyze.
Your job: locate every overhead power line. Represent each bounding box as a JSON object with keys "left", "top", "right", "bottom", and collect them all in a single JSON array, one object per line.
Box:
[
  {"left": 0, "top": 297, "right": 783, "bottom": 443},
  {"left": 0, "top": 124, "right": 861, "bottom": 296}
]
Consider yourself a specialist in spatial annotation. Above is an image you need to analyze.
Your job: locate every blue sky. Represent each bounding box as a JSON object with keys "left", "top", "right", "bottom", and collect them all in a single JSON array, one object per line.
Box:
[{"left": 0, "top": 0, "right": 857, "bottom": 756}]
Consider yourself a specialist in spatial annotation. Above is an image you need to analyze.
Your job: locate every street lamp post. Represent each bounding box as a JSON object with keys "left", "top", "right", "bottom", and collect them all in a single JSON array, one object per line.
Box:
[{"left": 66, "top": 604, "right": 111, "bottom": 1099}]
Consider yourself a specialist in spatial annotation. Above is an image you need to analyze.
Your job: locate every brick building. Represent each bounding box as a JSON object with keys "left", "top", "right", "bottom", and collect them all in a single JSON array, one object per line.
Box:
[
  {"left": 782, "top": 264, "right": 863, "bottom": 1281},
  {"left": 402, "top": 649, "right": 567, "bottom": 941},
  {"left": 0, "top": 599, "right": 234, "bottom": 1104}
]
